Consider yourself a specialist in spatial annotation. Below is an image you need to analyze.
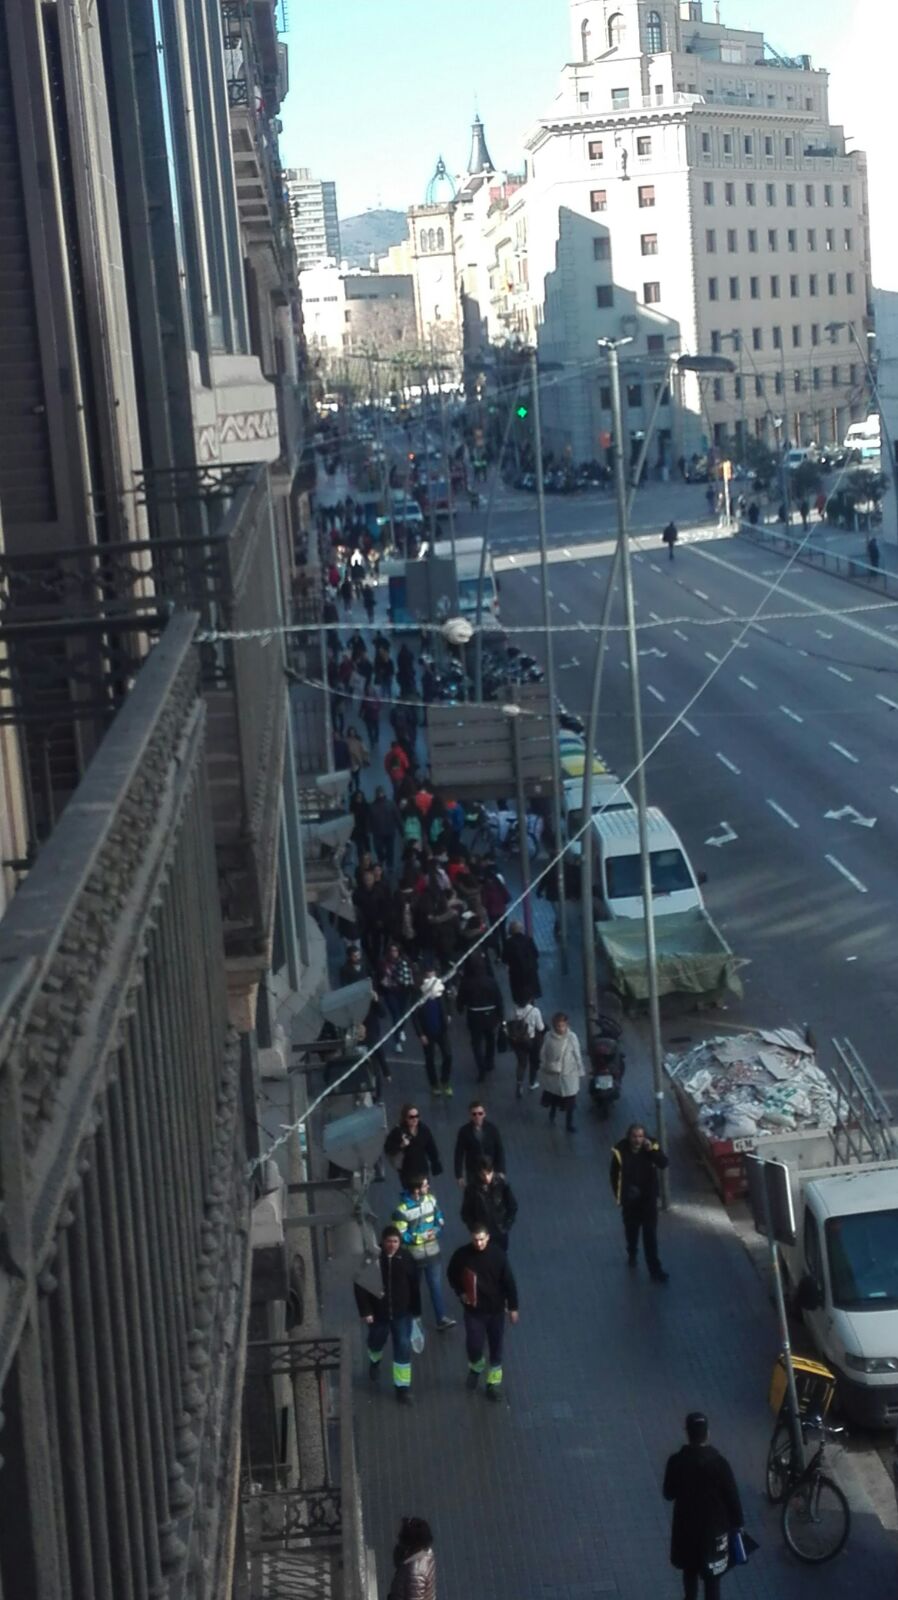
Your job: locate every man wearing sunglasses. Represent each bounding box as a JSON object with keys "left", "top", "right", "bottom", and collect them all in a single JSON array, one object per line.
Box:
[{"left": 453, "top": 1100, "right": 507, "bottom": 1187}]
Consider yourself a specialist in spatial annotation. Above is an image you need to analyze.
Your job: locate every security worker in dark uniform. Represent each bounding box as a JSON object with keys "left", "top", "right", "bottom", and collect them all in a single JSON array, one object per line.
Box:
[{"left": 610, "top": 1122, "right": 670, "bottom": 1281}]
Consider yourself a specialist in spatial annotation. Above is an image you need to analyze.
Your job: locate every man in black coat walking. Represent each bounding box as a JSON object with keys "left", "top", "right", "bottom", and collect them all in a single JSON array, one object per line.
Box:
[
  {"left": 503, "top": 920, "right": 541, "bottom": 1006},
  {"left": 461, "top": 1158, "right": 518, "bottom": 1252},
  {"left": 354, "top": 1226, "right": 421, "bottom": 1405},
  {"left": 663, "top": 1412, "right": 744, "bottom": 1599},
  {"left": 447, "top": 1226, "right": 519, "bottom": 1401},
  {"left": 453, "top": 1100, "right": 506, "bottom": 1185},
  {"left": 384, "top": 1104, "right": 443, "bottom": 1187},
  {"left": 610, "top": 1122, "right": 670, "bottom": 1281},
  {"left": 456, "top": 954, "right": 503, "bottom": 1082}
]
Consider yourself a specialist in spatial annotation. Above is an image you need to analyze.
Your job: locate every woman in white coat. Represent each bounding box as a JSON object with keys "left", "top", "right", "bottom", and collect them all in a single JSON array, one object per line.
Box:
[{"left": 538, "top": 1011, "right": 585, "bottom": 1133}]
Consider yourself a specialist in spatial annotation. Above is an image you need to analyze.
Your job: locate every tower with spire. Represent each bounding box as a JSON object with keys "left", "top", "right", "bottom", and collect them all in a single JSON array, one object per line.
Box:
[{"left": 467, "top": 114, "right": 495, "bottom": 177}]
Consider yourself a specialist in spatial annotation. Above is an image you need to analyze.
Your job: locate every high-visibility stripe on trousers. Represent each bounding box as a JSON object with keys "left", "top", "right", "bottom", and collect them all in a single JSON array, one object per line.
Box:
[
  {"left": 393, "top": 1361, "right": 411, "bottom": 1388},
  {"left": 463, "top": 1308, "right": 506, "bottom": 1388}
]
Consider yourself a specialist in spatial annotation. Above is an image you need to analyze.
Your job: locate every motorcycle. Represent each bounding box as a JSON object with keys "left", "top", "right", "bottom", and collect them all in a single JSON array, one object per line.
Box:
[{"left": 588, "top": 1010, "right": 626, "bottom": 1120}]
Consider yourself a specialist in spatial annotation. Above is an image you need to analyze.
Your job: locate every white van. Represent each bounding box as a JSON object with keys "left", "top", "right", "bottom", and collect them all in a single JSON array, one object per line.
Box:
[
  {"left": 563, "top": 774, "right": 634, "bottom": 859},
  {"left": 844, "top": 415, "right": 881, "bottom": 462},
  {"left": 433, "top": 537, "right": 499, "bottom": 621},
  {"left": 592, "top": 807, "right": 704, "bottom": 920}
]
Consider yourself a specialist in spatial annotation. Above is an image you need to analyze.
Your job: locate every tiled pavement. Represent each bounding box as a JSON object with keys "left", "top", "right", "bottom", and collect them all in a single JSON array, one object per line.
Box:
[{"left": 321, "top": 900, "right": 898, "bottom": 1599}]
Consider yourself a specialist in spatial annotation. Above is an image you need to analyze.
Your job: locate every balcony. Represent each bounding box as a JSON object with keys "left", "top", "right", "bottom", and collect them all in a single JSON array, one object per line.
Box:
[{"left": 0, "top": 464, "right": 289, "bottom": 1021}]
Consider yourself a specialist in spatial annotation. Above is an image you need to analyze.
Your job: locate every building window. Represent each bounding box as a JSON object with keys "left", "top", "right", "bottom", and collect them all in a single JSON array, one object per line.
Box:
[
  {"left": 750, "top": 275, "right": 760, "bottom": 298},
  {"left": 842, "top": 184, "right": 851, "bottom": 206},
  {"left": 647, "top": 332, "right": 665, "bottom": 352},
  {"left": 581, "top": 18, "right": 592, "bottom": 61},
  {"left": 579, "top": 91, "right": 591, "bottom": 106},
  {"left": 734, "top": 375, "right": 743, "bottom": 399},
  {"left": 755, "top": 375, "right": 765, "bottom": 396},
  {"left": 729, "top": 275, "right": 740, "bottom": 300},
  {"left": 706, "top": 228, "right": 716, "bottom": 252},
  {"left": 752, "top": 327, "right": 762, "bottom": 350},
  {"left": 803, "top": 183, "right": 813, "bottom": 206},
  {"left": 785, "top": 136, "right": 794, "bottom": 156},
  {"left": 704, "top": 181, "right": 715, "bottom": 205},
  {"left": 611, "top": 86, "right": 630, "bottom": 109},
  {"left": 792, "top": 324, "right": 802, "bottom": 347},
  {"left": 770, "top": 274, "right": 780, "bottom": 298},
  {"left": 600, "top": 385, "right": 612, "bottom": 408},
  {"left": 787, "top": 229, "right": 797, "bottom": 252},
  {"left": 643, "top": 280, "right": 661, "bottom": 303},
  {"left": 725, "top": 182, "right": 735, "bottom": 206},
  {"left": 764, "top": 136, "right": 774, "bottom": 156},
  {"left": 846, "top": 271, "right": 855, "bottom": 294},
  {"left": 748, "top": 228, "right": 758, "bottom": 252},
  {"left": 744, "top": 134, "right": 754, "bottom": 155},
  {"left": 436, "top": 227, "right": 445, "bottom": 249},
  {"left": 627, "top": 383, "right": 643, "bottom": 407},
  {"left": 766, "top": 182, "right": 776, "bottom": 205},
  {"left": 646, "top": 10, "right": 663, "bottom": 51},
  {"left": 596, "top": 284, "right": 614, "bottom": 307},
  {"left": 774, "top": 371, "right": 783, "bottom": 394},
  {"left": 824, "top": 184, "right": 833, "bottom": 207},
  {"left": 828, "top": 271, "right": 837, "bottom": 294},
  {"left": 772, "top": 325, "right": 782, "bottom": 349},
  {"left": 713, "top": 378, "right": 724, "bottom": 402},
  {"left": 831, "top": 365, "right": 840, "bottom": 386},
  {"left": 727, "top": 228, "right": 737, "bottom": 253},
  {"left": 786, "top": 183, "right": 795, "bottom": 206},
  {"left": 641, "top": 233, "right": 659, "bottom": 255},
  {"left": 794, "top": 371, "right": 802, "bottom": 392},
  {"left": 588, "top": 139, "right": 604, "bottom": 161},
  {"left": 850, "top": 363, "right": 859, "bottom": 386},
  {"left": 811, "top": 322, "right": 820, "bottom": 344},
  {"left": 723, "top": 133, "right": 733, "bottom": 155},
  {"left": 593, "top": 236, "right": 611, "bottom": 259},
  {"left": 637, "top": 135, "right": 652, "bottom": 157},
  {"left": 708, "top": 276, "right": 718, "bottom": 301},
  {"left": 790, "top": 273, "right": 799, "bottom": 296},
  {"left": 608, "top": 12, "right": 625, "bottom": 47},
  {"left": 638, "top": 185, "right": 656, "bottom": 207},
  {"left": 825, "top": 228, "right": 835, "bottom": 251},
  {"left": 746, "top": 182, "right": 756, "bottom": 206},
  {"left": 590, "top": 189, "right": 608, "bottom": 211},
  {"left": 844, "top": 227, "right": 853, "bottom": 251},
  {"left": 768, "top": 228, "right": 778, "bottom": 251},
  {"left": 813, "top": 366, "right": 822, "bottom": 390},
  {"left": 809, "top": 273, "right": 818, "bottom": 296},
  {"left": 701, "top": 131, "right": 711, "bottom": 154},
  {"left": 710, "top": 330, "right": 721, "bottom": 353},
  {"left": 807, "top": 228, "right": 817, "bottom": 252}
]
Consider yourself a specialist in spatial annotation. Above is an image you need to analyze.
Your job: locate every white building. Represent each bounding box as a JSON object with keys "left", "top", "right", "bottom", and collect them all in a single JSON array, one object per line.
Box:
[
  {"left": 299, "top": 263, "right": 416, "bottom": 371},
  {"left": 286, "top": 167, "right": 341, "bottom": 271},
  {"left": 510, "top": 0, "right": 871, "bottom": 462}
]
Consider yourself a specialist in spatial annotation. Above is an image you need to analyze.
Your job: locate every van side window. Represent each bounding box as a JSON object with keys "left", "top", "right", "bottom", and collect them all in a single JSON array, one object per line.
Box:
[{"left": 804, "top": 1210, "right": 824, "bottom": 1296}]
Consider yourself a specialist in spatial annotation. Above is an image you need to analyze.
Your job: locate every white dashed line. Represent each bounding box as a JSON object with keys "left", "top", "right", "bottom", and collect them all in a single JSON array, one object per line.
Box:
[
  {"left": 876, "top": 694, "right": 898, "bottom": 712},
  {"left": 797, "top": 649, "right": 809, "bottom": 658},
  {"left": 705, "top": 651, "right": 721, "bottom": 664},
  {"left": 673, "top": 629, "right": 689, "bottom": 642},
  {"left": 767, "top": 799, "right": 799, "bottom": 830},
  {"left": 816, "top": 629, "right": 834, "bottom": 640},
  {"left": 752, "top": 622, "right": 769, "bottom": 635},
  {"left": 620, "top": 660, "right": 630, "bottom": 671},
  {"left": 694, "top": 589, "right": 709, "bottom": 601},
  {"left": 829, "top": 741, "right": 859, "bottom": 764},
  {"left": 559, "top": 601, "right": 571, "bottom": 614},
  {"left": 646, "top": 684, "right": 666, "bottom": 702},
  {"left": 780, "top": 706, "right": 804, "bottom": 723},
  {"left": 738, "top": 675, "right": 758, "bottom": 691},
  {"left": 649, "top": 610, "right": 662, "bottom": 622},
  {"left": 716, "top": 752, "right": 741, "bottom": 775},
  {"left": 827, "top": 666, "right": 853, "bottom": 683},
  {"left": 682, "top": 718, "right": 700, "bottom": 737},
  {"left": 650, "top": 563, "right": 662, "bottom": 573},
  {"left": 825, "top": 854, "right": 868, "bottom": 895},
  {"left": 530, "top": 575, "right": 539, "bottom": 584},
  {"left": 722, "top": 603, "right": 737, "bottom": 616}
]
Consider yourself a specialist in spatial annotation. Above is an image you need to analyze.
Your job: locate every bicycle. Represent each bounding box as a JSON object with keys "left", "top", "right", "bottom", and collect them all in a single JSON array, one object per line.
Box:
[{"left": 765, "top": 1412, "right": 850, "bottom": 1563}]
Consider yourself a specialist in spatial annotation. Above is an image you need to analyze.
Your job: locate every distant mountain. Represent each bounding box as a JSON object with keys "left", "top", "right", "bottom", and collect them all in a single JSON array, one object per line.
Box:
[{"left": 339, "top": 209, "right": 408, "bottom": 268}]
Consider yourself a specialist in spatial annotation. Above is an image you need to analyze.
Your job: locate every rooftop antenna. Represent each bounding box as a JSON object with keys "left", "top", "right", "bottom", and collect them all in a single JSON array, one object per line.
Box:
[{"left": 715, "top": 1, "right": 721, "bottom": 21}]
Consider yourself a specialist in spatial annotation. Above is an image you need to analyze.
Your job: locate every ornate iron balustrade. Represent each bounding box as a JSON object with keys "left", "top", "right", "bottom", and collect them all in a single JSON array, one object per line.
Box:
[{"left": 0, "top": 614, "right": 252, "bottom": 1597}]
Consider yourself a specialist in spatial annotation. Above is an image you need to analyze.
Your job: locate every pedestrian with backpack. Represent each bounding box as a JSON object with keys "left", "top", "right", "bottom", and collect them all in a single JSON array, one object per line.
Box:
[{"left": 507, "top": 1000, "right": 545, "bottom": 1098}]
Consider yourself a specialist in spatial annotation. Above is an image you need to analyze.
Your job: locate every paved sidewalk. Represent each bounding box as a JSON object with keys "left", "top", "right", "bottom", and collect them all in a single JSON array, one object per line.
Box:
[{"left": 320, "top": 897, "right": 897, "bottom": 1599}]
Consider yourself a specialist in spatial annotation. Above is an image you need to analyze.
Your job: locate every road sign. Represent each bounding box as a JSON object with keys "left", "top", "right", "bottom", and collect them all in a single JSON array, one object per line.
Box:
[
  {"left": 746, "top": 1154, "right": 797, "bottom": 1247},
  {"left": 428, "top": 684, "right": 553, "bottom": 800}
]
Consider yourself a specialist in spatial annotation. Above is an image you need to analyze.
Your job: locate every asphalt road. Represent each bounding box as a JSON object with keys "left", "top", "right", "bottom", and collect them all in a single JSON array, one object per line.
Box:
[{"left": 497, "top": 521, "right": 898, "bottom": 1096}]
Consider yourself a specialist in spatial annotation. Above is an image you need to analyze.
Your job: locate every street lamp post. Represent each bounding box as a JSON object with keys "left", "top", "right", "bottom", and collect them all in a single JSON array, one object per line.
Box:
[{"left": 529, "top": 347, "right": 568, "bottom": 969}]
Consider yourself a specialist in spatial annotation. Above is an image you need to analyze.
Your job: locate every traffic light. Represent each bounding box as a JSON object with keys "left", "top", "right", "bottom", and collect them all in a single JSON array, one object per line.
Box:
[{"left": 516, "top": 403, "right": 529, "bottom": 420}]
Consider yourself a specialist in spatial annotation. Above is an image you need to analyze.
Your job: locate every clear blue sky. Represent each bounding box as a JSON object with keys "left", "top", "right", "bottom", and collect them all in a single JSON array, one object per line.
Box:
[{"left": 280, "top": 2, "right": 879, "bottom": 248}]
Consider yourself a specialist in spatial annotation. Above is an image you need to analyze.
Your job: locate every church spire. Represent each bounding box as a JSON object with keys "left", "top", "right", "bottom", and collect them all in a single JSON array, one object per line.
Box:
[{"left": 467, "top": 114, "right": 495, "bottom": 176}]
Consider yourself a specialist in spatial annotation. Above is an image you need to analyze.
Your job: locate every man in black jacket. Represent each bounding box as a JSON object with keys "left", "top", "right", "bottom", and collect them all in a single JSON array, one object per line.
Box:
[
  {"left": 503, "top": 920, "right": 541, "bottom": 1006},
  {"left": 448, "top": 1226, "right": 519, "bottom": 1401},
  {"left": 461, "top": 1158, "right": 518, "bottom": 1252},
  {"left": 663, "top": 1412, "right": 744, "bottom": 1599},
  {"left": 453, "top": 1100, "right": 507, "bottom": 1185},
  {"left": 354, "top": 1226, "right": 421, "bottom": 1405},
  {"left": 610, "top": 1122, "right": 670, "bottom": 1282},
  {"left": 384, "top": 1104, "right": 443, "bottom": 1187},
  {"left": 456, "top": 954, "right": 503, "bottom": 1082}
]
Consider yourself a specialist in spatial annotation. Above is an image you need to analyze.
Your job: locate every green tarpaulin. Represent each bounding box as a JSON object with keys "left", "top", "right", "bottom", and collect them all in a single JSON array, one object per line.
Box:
[{"left": 595, "top": 907, "right": 744, "bottom": 1007}]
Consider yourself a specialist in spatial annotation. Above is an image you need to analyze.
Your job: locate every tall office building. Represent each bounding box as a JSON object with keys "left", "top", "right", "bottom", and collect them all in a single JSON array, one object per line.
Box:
[
  {"left": 286, "top": 167, "right": 342, "bottom": 270},
  {"left": 508, "top": 0, "right": 871, "bottom": 461}
]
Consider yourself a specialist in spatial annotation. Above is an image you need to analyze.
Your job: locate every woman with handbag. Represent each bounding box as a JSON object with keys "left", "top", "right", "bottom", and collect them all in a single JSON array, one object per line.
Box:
[{"left": 538, "top": 1011, "right": 585, "bottom": 1132}]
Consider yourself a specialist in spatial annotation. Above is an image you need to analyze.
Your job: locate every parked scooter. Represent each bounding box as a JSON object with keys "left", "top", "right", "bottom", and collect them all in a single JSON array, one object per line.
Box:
[{"left": 588, "top": 1005, "right": 626, "bottom": 1119}]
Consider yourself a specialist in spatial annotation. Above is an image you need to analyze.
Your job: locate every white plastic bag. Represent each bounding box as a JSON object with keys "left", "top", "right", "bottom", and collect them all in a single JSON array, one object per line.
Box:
[{"left": 410, "top": 1317, "right": 425, "bottom": 1354}]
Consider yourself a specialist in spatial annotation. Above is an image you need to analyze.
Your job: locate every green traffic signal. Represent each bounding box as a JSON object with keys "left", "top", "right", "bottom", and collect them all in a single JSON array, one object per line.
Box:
[{"left": 516, "top": 404, "right": 529, "bottom": 420}]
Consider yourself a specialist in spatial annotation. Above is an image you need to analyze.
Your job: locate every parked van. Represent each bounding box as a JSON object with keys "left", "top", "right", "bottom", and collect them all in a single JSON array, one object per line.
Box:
[
  {"left": 844, "top": 414, "right": 882, "bottom": 462},
  {"left": 563, "top": 773, "right": 634, "bottom": 859},
  {"left": 591, "top": 807, "right": 704, "bottom": 920}
]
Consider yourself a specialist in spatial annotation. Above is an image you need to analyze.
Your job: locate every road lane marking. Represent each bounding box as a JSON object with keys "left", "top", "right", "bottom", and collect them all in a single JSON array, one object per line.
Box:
[
  {"left": 767, "top": 799, "right": 799, "bottom": 829},
  {"left": 559, "top": 601, "right": 571, "bottom": 614},
  {"left": 825, "top": 805, "right": 876, "bottom": 828},
  {"left": 829, "top": 741, "right": 859, "bottom": 764},
  {"left": 825, "top": 854, "right": 868, "bottom": 894},
  {"left": 816, "top": 629, "right": 834, "bottom": 640},
  {"left": 716, "top": 752, "right": 741, "bottom": 774},
  {"left": 530, "top": 574, "right": 539, "bottom": 584},
  {"left": 692, "top": 543, "right": 898, "bottom": 656},
  {"left": 827, "top": 666, "right": 853, "bottom": 683},
  {"left": 649, "top": 610, "right": 662, "bottom": 621},
  {"left": 682, "top": 718, "right": 700, "bottom": 737},
  {"left": 673, "top": 628, "right": 689, "bottom": 642},
  {"left": 876, "top": 694, "right": 898, "bottom": 712},
  {"left": 694, "top": 589, "right": 709, "bottom": 601},
  {"left": 752, "top": 622, "right": 769, "bottom": 634},
  {"left": 706, "top": 821, "right": 737, "bottom": 847},
  {"left": 646, "top": 684, "right": 665, "bottom": 702},
  {"left": 705, "top": 650, "right": 720, "bottom": 664},
  {"left": 621, "top": 660, "right": 630, "bottom": 671},
  {"left": 738, "top": 675, "right": 758, "bottom": 691},
  {"left": 650, "top": 562, "right": 662, "bottom": 573},
  {"left": 722, "top": 603, "right": 737, "bottom": 616},
  {"left": 780, "top": 706, "right": 804, "bottom": 723}
]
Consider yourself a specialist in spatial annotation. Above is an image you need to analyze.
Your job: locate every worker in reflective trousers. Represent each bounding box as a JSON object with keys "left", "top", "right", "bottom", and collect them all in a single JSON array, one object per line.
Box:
[{"left": 447, "top": 1225, "right": 519, "bottom": 1403}]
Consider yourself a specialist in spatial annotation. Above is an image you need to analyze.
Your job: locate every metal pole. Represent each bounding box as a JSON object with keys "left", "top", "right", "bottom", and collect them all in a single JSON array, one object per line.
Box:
[
  {"left": 437, "top": 377, "right": 458, "bottom": 568},
  {"left": 759, "top": 1166, "right": 805, "bottom": 1471},
  {"left": 581, "top": 372, "right": 669, "bottom": 1040},
  {"left": 475, "top": 371, "right": 524, "bottom": 700},
  {"left": 511, "top": 707, "right": 534, "bottom": 936},
  {"left": 368, "top": 350, "right": 396, "bottom": 553},
  {"left": 529, "top": 348, "right": 568, "bottom": 969},
  {"left": 606, "top": 340, "right": 668, "bottom": 1198}
]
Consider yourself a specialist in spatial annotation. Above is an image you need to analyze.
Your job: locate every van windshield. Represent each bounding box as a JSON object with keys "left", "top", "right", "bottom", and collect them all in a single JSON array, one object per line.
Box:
[
  {"left": 826, "top": 1211, "right": 898, "bottom": 1310},
  {"left": 606, "top": 847, "right": 693, "bottom": 900}
]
